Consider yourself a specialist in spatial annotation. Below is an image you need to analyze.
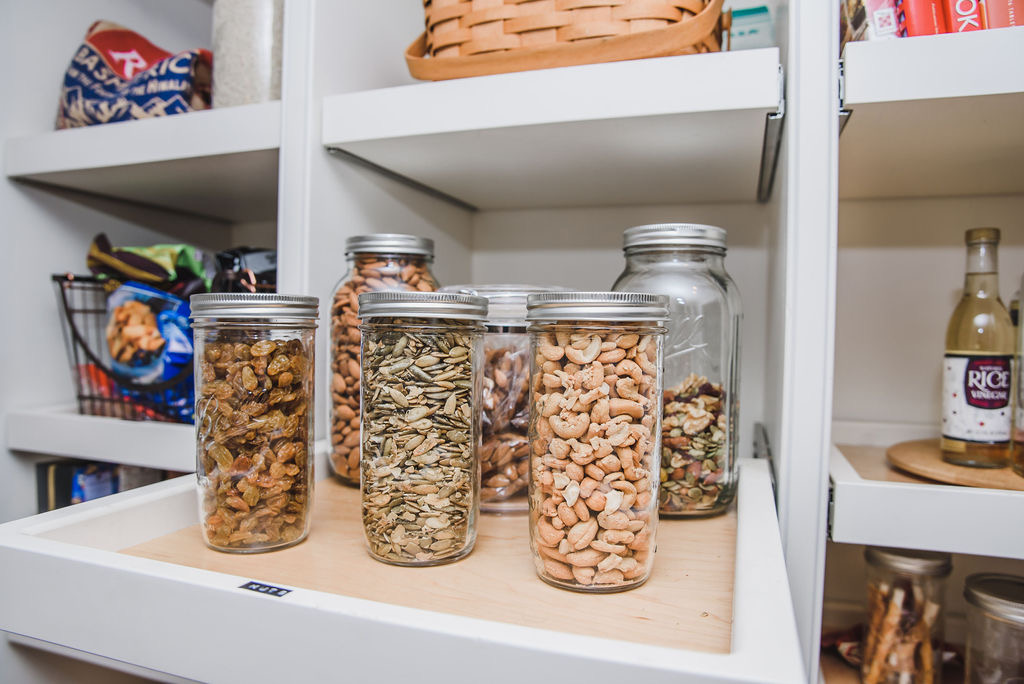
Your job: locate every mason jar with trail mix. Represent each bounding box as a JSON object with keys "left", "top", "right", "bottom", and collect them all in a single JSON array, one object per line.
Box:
[
  {"left": 441, "top": 284, "right": 566, "bottom": 514},
  {"left": 330, "top": 234, "right": 439, "bottom": 485},
  {"left": 612, "top": 223, "right": 741, "bottom": 518},
  {"left": 526, "top": 292, "right": 667, "bottom": 592},
  {"left": 358, "top": 291, "right": 487, "bottom": 566},
  {"left": 191, "top": 293, "right": 318, "bottom": 553}
]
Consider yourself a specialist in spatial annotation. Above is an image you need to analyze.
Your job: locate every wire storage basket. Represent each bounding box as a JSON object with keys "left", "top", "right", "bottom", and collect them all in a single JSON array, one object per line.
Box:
[{"left": 52, "top": 274, "right": 195, "bottom": 423}]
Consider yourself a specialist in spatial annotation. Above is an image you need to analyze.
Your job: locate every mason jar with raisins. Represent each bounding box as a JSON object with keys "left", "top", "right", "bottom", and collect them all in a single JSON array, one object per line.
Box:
[{"left": 191, "top": 293, "right": 318, "bottom": 553}]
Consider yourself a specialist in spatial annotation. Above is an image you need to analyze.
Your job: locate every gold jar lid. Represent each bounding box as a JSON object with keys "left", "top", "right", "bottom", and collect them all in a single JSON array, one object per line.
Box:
[{"left": 965, "top": 227, "right": 1000, "bottom": 244}]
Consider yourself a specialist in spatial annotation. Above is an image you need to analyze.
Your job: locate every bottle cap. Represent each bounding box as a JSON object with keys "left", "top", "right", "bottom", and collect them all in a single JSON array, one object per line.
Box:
[{"left": 965, "top": 227, "right": 1000, "bottom": 244}]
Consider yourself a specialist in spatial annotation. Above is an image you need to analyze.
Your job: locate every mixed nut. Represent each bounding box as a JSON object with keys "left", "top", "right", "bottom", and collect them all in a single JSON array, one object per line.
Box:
[
  {"left": 863, "top": 577, "right": 942, "bottom": 684},
  {"left": 330, "top": 255, "right": 438, "bottom": 484},
  {"left": 360, "top": 320, "right": 479, "bottom": 565},
  {"left": 196, "top": 336, "right": 312, "bottom": 551},
  {"left": 660, "top": 374, "right": 730, "bottom": 515},
  {"left": 529, "top": 326, "right": 661, "bottom": 590},
  {"left": 480, "top": 336, "right": 531, "bottom": 510}
]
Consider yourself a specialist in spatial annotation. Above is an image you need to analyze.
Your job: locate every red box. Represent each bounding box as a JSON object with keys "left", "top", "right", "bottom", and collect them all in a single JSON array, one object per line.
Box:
[
  {"left": 985, "top": 0, "right": 1021, "bottom": 27},
  {"left": 945, "top": 0, "right": 987, "bottom": 31},
  {"left": 896, "top": 0, "right": 948, "bottom": 34}
]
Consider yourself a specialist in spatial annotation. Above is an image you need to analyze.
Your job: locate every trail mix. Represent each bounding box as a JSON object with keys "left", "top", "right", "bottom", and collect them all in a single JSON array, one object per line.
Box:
[
  {"left": 530, "top": 328, "right": 660, "bottom": 591},
  {"left": 480, "top": 337, "right": 531, "bottom": 509},
  {"left": 660, "top": 373, "right": 729, "bottom": 515},
  {"left": 330, "top": 255, "right": 438, "bottom": 484},
  {"left": 361, "top": 321, "right": 478, "bottom": 564},
  {"left": 863, "top": 578, "right": 942, "bottom": 684},
  {"left": 197, "top": 338, "right": 311, "bottom": 551}
]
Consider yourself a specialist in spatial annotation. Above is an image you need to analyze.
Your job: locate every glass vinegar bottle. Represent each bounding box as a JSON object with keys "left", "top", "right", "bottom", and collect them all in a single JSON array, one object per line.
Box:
[{"left": 941, "top": 228, "right": 1015, "bottom": 468}]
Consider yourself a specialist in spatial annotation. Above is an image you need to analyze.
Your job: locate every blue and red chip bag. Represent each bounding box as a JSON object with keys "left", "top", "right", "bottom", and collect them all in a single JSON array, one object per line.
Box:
[{"left": 57, "top": 20, "right": 212, "bottom": 129}]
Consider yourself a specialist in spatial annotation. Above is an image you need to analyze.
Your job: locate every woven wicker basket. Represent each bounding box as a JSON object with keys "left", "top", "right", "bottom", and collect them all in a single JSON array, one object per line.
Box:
[{"left": 407, "top": 0, "right": 728, "bottom": 81}]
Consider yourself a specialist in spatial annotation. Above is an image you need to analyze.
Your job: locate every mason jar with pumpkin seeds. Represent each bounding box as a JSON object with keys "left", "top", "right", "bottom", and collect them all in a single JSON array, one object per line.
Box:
[
  {"left": 191, "top": 293, "right": 318, "bottom": 553},
  {"left": 358, "top": 291, "right": 487, "bottom": 566},
  {"left": 329, "top": 234, "right": 440, "bottom": 486},
  {"left": 526, "top": 292, "right": 667, "bottom": 592}
]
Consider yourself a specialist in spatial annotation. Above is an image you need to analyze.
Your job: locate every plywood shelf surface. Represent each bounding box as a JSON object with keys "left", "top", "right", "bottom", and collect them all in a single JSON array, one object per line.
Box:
[
  {"left": 4, "top": 102, "right": 281, "bottom": 222},
  {"left": 0, "top": 460, "right": 804, "bottom": 683},
  {"left": 322, "top": 49, "right": 782, "bottom": 209},
  {"left": 840, "top": 27, "right": 1024, "bottom": 199}
]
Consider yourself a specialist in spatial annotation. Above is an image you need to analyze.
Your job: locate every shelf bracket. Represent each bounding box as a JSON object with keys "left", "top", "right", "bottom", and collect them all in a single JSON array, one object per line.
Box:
[
  {"left": 838, "top": 59, "right": 852, "bottom": 136},
  {"left": 756, "top": 65, "right": 786, "bottom": 203},
  {"left": 752, "top": 422, "right": 779, "bottom": 508}
]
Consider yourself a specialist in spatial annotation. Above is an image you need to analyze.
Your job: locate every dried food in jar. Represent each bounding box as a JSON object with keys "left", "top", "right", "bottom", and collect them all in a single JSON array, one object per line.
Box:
[
  {"left": 659, "top": 374, "right": 727, "bottom": 514},
  {"left": 197, "top": 337, "right": 311, "bottom": 551},
  {"left": 480, "top": 339, "right": 531, "bottom": 506},
  {"left": 330, "top": 252, "right": 438, "bottom": 484},
  {"left": 360, "top": 320, "right": 479, "bottom": 565}
]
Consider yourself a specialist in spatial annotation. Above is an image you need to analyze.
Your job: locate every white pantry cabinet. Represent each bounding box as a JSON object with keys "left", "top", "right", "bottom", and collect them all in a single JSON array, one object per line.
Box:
[{"left": 19, "top": 1, "right": 1024, "bottom": 683}]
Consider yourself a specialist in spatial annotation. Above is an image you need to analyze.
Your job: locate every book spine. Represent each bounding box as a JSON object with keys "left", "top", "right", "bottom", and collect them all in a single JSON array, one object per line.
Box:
[
  {"left": 985, "top": 0, "right": 1021, "bottom": 26},
  {"left": 897, "top": 0, "right": 949, "bottom": 35},
  {"left": 945, "top": 0, "right": 987, "bottom": 31}
]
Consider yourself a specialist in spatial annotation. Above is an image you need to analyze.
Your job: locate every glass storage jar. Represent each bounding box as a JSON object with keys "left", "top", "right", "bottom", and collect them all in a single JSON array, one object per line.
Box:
[
  {"left": 964, "top": 573, "right": 1024, "bottom": 683},
  {"left": 329, "top": 234, "right": 439, "bottom": 486},
  {"left": 212, "top": 0, "right": 284, "bottom": 107},
  {"left": 190, "top": 293, "right": 318, "bottom": 553},
  {"left": 862, "top": 546, "right": 952, "bottom": 684},
  {"left": 611, "top": 223, "right": 741, "bottom": 518},
  {"left": 526, "top": 292, "right": 667, "bottom": 592},
  {"left": 440, "top": 284, "right": 565, "bottom": 513},
  {"left": 358, "top": 291, "right": 487, "bottom": 566}
]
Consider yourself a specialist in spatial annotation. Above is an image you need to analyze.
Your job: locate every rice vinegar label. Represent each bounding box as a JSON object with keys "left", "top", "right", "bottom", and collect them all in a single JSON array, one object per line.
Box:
[{"left": 942, "top": 354, "right": 1012, "bottom": 443}]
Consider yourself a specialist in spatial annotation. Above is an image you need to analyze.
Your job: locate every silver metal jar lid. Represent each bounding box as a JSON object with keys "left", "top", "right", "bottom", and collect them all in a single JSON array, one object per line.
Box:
[
  {"left": 441, "top": 284, "right": 567, "bottom": 324},
  {"left": 964, "top": 573, "right": 1024, "bottom": 625},
  {"left": 623, "top": 223, "right": 727, "bottom": 251},
  {"left": 526, "top": 292, "right": 668, "bottom": 322},
  {"left": 190, "top": 293, "right": 319, "bottom": 321},
  {"left": 358, "top": 291, "right": 488, "bottom": 320},
  {"left": 344, "top": 233, "right": 434, "bottom": 257},
  {"left": 864, "top": 547, "right": 953, "bottom": 577}
]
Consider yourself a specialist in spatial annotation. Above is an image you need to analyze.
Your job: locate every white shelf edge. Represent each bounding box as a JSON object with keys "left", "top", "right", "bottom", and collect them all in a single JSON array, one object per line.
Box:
[
  {"left": 322, "top": 49, "right": 782, "bottom": 145},
  {"left": 6, "top": 405, "right": 194, "bottom": 472},
  {"left": 843, "top": 27, "right": 1024, "bottom": 105},
  {"left": 4, "top": 101, "right": 281, "bottom": 178},
  {"left": 829, "top": 442, "right": 1024, "bottom": 560},
  {"left": 0, "top": 460, "right": 804, "bottom": 683}
]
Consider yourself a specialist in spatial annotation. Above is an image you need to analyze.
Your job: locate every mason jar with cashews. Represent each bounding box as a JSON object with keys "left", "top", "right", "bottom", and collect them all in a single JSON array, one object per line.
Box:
[{"left": 525, "top": 292, "right": 667, "bottom": 592}]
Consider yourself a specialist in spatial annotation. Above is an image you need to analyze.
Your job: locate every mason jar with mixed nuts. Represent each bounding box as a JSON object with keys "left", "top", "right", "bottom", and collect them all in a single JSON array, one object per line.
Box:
[
  {"left": 329, "top": 234, "right": 439, "bottom": 485},
  {"left": 191, "top": 293, "right": 318, "bottom": 553},
  {"left": 526, "top": 292, "right": 667, "bottom": 592},
  {"left": 358, "top": 291, "right": 487, "bottom": 566}
]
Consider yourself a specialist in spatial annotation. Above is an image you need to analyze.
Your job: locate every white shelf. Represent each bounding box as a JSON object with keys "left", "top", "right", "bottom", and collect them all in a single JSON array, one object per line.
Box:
[
  {"left": 828, "top": 423, "right": 1024, "bottom": 559},
  {"left": 6, "top": 406, "right": 193, "bottom": 472},
  {"left": 0, "top": 460, "right": 804, "bottom": 683},
  {"left": 322, "top": 49, "right": 782, "bottom": 209},
  {"left": 4, "top": 102, "right": 281, "bottom": 222},
  {"left": 840, "top": 27, "right": 1024, "bottom": 199}
]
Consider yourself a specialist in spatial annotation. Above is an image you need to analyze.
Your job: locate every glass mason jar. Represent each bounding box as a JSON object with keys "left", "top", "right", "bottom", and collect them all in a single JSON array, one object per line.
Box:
[
  {"left": 440, "top": 284, "right": 565, "bottom": 514},
  {"left": 190, "top": 293, "right": 318, "bottom": 553},
  {"left": 358, "top": 291, "right": 487, "bottom": 566},
  {"left": 862, "top": 547, "right": 952, "bottom": 683},
  {"left": 964, "top": 573, "right": 1024, "bottom": 683},
  {"left": 526, "top": 292, "right": 668, "bottom": 592},
  {"left": 212, "top": 0, "right": 284, "bottom": 107},
  {"left": 611, "top": 223, "right": 741, "bottom": 518},
  {"left": 329, "top": 234, "right": 439, "bottom": 486}
]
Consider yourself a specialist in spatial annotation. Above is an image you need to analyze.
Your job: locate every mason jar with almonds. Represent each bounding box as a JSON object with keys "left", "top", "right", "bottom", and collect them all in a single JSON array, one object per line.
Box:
[
  {"left": 441, "top": 284, "right": 565, "bottom": 513},
  {"left": 526, "top": 292, "right": 667, "bottom": 592},
  {"left": 358, "top": 291, "right": 487, "bottom": 566},
  {"left": 191, "top": 293, "right": 318, "bottom": 553},
  {"left": 329, "top": 234, "right": 439, "bottom": 485}
]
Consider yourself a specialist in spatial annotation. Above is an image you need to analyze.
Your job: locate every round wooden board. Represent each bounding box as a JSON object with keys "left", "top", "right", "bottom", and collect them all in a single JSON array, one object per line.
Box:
[{"left": 886, "top": 439, "right": 1024, "bottom": 491}]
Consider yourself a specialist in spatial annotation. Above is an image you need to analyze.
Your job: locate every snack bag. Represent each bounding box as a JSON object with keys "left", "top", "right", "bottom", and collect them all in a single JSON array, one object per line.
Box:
[
  {"left": 57, "top": 20, "right": 211, "bottom": 129},
  {"left": 105, "top": 282, "right": 195, "bottom": 422}
]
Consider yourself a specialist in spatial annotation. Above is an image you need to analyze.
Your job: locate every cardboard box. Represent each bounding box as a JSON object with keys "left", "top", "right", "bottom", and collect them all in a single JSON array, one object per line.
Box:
[
  {"left": 897, "top": 0, "right": 949, "bottom": 34},
  {"left": 985, "top": 0, "right": 1021, "bottom": 26},
  {"left": 946, "top": 0, "right": 987, "bottom": 31}
]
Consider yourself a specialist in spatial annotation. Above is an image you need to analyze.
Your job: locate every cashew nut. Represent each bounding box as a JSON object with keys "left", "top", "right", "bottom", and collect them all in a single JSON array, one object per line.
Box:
[
  {"left": 538, "top": 334, "right": 565, "bottom": 361},
  {"left": 549, "top": 412, "right": 590, "bottom": 439}
]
